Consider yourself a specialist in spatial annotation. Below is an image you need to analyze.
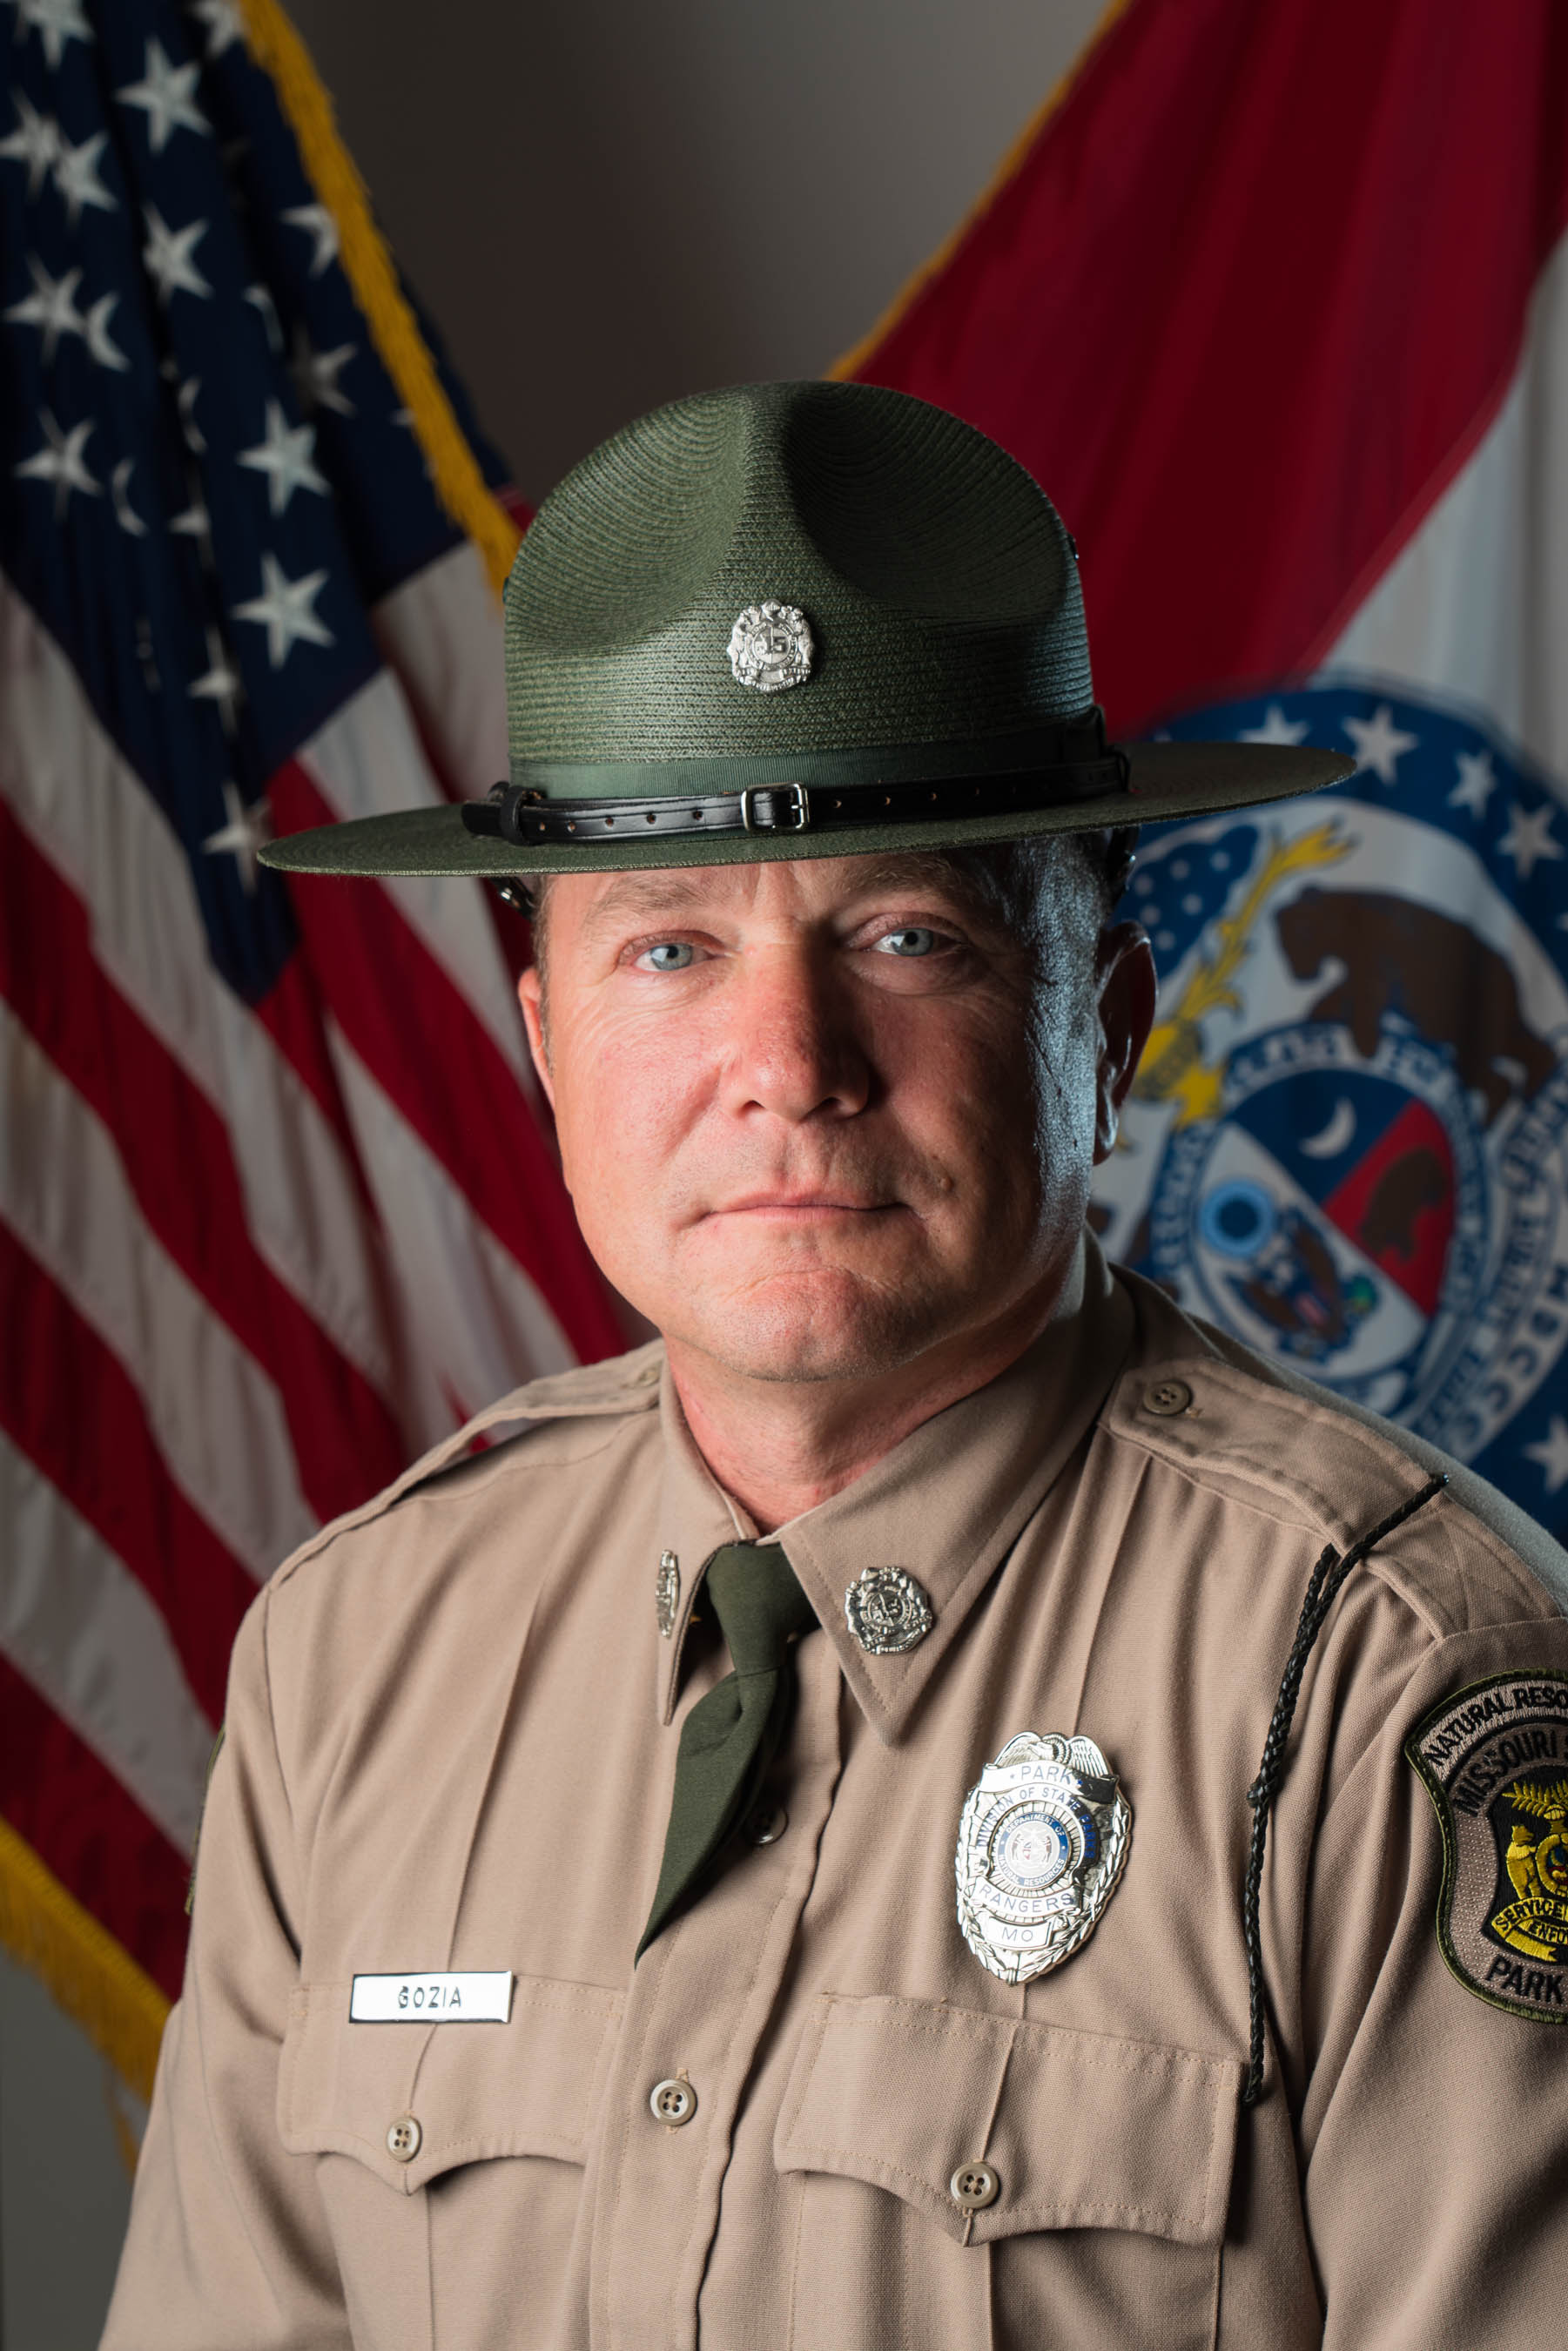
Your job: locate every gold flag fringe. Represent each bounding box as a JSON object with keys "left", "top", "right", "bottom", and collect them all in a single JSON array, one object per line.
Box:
[
  {"left": 0, "top": 1817, "right": 171, "bottom": 2105},
  {"left": 236, "top": 0, "right": 522, "bottom": 596},
  {"left": 827, "top": 0, "right": 1136, "bottom": 382}
]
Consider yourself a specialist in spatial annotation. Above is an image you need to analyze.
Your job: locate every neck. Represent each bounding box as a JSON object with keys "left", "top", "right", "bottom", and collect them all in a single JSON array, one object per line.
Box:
[{"left": 665, "top": 1263, "right": 1082, "bottom": 1533}]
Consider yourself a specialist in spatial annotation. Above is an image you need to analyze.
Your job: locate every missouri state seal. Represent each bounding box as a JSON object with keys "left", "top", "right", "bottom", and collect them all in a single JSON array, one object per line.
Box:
[
  {"left": 1405, "top": 1670, "right": 1568, "bottom": 2022},
  {"left": 1092, "top": 684, "right": 1568, "bottom": 1549}
]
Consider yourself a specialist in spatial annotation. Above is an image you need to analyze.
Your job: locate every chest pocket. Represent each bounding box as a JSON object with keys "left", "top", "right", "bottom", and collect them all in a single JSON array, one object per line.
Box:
[
  {"left": 775, "top": 1993, "right": 1242, "bottom": 2351},
  {"left": 279, "top": 1971, "right": 624, "bottom": 2351}
]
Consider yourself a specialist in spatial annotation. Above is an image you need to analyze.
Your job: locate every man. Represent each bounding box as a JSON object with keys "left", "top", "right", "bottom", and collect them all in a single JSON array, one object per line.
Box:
[{"left": 106, "top": 383, "right": 1568, "bottom": 2348}]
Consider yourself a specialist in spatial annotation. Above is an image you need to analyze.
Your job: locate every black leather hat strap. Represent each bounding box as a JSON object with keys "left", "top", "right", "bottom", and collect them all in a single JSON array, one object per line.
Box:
[
  {"left": 461, "top": 760, "right": 1129, "bottom": 847},
  {"left": 461, "top": 727, "right": 1132, "bottom": 850}
]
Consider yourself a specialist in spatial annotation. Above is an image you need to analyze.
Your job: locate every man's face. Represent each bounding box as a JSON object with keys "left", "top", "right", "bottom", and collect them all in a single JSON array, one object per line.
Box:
[{"left": 518, "top": 850, "right": 1152, "bottom": 1389}]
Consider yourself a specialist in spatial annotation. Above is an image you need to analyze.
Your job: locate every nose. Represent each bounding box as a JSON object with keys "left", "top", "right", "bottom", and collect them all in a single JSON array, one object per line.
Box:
[{"left": 721, "top": 944, "right": 871, "bottom": 1124}]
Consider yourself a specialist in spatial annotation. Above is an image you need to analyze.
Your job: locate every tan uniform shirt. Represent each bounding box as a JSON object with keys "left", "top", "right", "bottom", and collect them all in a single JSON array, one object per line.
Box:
[{"left": 104, "top": 1241, "right": 1568, "bottom": 2350}]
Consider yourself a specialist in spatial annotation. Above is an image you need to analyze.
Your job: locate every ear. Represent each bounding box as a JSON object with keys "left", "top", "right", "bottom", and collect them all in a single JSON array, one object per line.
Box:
[
  {"left": 1091, "top": 921, "right": 1156, "bottom": 1165},
  {"left": 517, "top": 967, "right": 555, "bottom": 1111}
]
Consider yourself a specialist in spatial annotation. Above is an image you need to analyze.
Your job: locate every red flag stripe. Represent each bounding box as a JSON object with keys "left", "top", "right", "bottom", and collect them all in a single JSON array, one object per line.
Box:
[
  {"left": 0, "top": 1652, "right": 191, "bottom": 2005},
  {"left": 0, "top": 1229, "right": 253, "bottom": 1728},
  {"left": 0, "top": 803, "right": 408, "bottom": 1526},
  {"left": 851, "top": 0, "right": 1568, "bottom": 730},
  {"left": 249, "top": 958, "right": 382, "bottom": 1224},
  {"left": 272, "top": 757, "right": 627, "bottom": 1361}
]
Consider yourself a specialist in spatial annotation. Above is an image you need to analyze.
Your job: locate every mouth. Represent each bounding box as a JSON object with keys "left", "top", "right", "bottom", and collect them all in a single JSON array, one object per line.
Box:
[{"left": 709, "top": 1196, "right": 898, "bottom": 1220}]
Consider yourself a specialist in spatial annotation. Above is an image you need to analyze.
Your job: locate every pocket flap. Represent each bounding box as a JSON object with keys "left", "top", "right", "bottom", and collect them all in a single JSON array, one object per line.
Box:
[
  {"left": 775, "top": 1994, "right": 1242, "bottom": 2247},
  {"left": 279, "top": 1970, "right": 625, "bottom": 2193}
]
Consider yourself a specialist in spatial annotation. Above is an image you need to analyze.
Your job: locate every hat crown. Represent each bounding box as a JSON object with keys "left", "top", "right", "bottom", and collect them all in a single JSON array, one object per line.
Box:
[
  {"left": 504, "top": 381, "right": 1094, "bottom": 785},
  {"left": 259, "top": 384, "right": 1354, "bottom": 886}
]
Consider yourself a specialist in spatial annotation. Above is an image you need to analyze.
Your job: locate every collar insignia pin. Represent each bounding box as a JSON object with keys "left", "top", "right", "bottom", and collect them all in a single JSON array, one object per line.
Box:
[
  {"left": 956, "top": 1732, "right": 1132, "bottom": 1984},
  {"left": 726, "top": 600, "right": 813, "bottom": 692},
  {"left": 655, "top": 1550, "right": 681, "bottom": 1638},
  {"left": 845, "top": 1565, "right": 932, "bottom": 1654}
]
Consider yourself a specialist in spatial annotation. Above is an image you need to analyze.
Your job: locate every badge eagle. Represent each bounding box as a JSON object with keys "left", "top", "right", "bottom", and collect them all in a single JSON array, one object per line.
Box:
[
  {"left": 1491, "top": 1773, "right": 1568, "bottom": 1964},
  {"left": 955, "top": 1732, "right": 1132, "bottom": 1985}
]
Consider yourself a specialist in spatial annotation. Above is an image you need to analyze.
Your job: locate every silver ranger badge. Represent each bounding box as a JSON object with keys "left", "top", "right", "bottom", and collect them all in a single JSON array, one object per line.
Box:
[{"left": 955, "top": 1732, "right": 1132, "bottom": 1984}]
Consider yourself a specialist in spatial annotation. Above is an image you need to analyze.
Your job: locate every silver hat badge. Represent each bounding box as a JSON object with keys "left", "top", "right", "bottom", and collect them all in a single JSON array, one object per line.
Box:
[
  {"left": 955, "top": 1732, "right": 1132, "bottom": 1985},
  {"left": 845, "top": 1566, "right": 933, "bottom": 1655},
  {"left": 726, "top": 601, "right": 813, "bottom": 692}
]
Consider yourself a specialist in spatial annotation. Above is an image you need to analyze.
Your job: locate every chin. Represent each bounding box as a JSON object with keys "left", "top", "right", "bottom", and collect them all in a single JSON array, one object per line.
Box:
[{"left": 670, "top": 1267, "right": 960, "bottom": 1386}]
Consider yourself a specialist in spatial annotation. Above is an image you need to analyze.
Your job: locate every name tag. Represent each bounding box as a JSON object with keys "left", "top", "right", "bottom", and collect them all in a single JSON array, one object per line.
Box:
[{"left": 349, "top": 1970, "right": 515, "bottom": 2023}]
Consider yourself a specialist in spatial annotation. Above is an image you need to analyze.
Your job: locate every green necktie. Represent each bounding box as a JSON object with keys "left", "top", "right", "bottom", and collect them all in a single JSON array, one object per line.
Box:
[{"left": 637, "top": 1541, "right": 817, "bottom": 1959}]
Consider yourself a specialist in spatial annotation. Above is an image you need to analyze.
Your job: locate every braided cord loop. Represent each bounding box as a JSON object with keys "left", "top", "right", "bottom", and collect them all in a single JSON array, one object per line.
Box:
[{"left": 1240, "top": 1473, "right": 1447, "bottom": 2106}]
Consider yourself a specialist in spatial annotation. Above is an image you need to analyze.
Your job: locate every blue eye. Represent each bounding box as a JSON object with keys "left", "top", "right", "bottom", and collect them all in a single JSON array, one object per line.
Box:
[
  {"left": 876, "top": 927, "right": 939, "bottom": 958},
  {"left": 641, "top": 941, "right": 695, "bottom": 972}
]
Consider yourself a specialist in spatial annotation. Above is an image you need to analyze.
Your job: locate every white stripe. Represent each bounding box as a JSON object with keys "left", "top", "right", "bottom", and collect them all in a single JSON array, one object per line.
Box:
[
  {"left": 371, "top": 539, "right": 509, "bottom": 799},
  {"left": 331, "top": 1028, "right": 575, "bottom": 1439},
  {"left": 299, "top": 670, "right": 533, "bottom": 1082},
  {"left": 0, "top": 1003, "right": 315, "bottom": 1579},
  {"left": 0, "top": 570, "right": 397, "bottom": 1403},
  {"left": 0, "top": 1432, "right": 215, "bottom": 1853},
  {"left": 1324, "top": 226, "right": 1568, "bottom": 796}
]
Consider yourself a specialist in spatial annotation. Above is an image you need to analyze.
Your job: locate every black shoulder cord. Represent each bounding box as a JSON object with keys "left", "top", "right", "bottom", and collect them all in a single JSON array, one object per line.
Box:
[{"left": 1240, "top": 1472, "right": 1448, "bottom": 2107}]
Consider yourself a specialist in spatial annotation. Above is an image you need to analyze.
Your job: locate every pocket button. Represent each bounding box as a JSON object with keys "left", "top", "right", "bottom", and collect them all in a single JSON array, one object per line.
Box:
[
  {"left": 650, "top": 2076, "right": 697, "bottom": 2126},
  {"left": 950, "top": 2159, "right": 1000, "bottom": 2211},
  {"left": 387, "top": 2113, "right": 421, "bottom": 2162}
]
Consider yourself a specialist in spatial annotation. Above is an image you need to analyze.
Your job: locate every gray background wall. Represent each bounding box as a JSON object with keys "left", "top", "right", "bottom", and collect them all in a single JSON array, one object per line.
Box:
[
  {"left": 288, "top": 0, "right": 1107, "bottom": 501},
  {"left": 0, "top": 2, "right": 1104, "bottom": 2341}
]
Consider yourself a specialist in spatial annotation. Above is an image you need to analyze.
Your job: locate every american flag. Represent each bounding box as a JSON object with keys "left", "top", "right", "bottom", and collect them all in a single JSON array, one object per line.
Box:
[{"left": 0, "top": 0, "right": 624, "bottom": 2081}]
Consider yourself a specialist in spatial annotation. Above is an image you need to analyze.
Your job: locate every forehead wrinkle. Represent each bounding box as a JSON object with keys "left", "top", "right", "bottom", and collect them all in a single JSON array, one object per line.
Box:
[{"left": 573, "top": 869, "right": 723, "bottom": 938}]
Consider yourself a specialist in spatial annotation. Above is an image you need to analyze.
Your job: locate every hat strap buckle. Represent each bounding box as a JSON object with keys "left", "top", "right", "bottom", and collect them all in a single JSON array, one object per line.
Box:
[{"left": 739, "top": 783, "right": 811, "bottom": 834}]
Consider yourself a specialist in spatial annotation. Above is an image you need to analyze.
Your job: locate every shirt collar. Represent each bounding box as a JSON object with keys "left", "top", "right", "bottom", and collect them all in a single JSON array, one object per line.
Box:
[{"left": 654, "top": 1235, "right": 1134, "bottom": 1741}]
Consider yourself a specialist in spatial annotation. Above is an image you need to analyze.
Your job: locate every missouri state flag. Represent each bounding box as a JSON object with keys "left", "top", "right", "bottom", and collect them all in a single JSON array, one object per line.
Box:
[{"left": 845, "top": 0, "right": 1568, "bottom": 1540}]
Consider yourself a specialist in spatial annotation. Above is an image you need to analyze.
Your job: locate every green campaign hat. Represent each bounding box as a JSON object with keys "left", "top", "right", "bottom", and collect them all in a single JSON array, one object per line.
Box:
[{"left": 259, "top": 381, "right": 1351, "bottom": 881}]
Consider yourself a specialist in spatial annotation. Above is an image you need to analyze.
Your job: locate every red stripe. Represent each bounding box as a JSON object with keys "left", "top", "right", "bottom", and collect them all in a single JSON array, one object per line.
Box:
[
  {"left": 0, "top": 1653, "right": 189, "bottom": 2004},
  {"left": 0, "top": 1229, "right": 253, "bottom": 1725},
  {"left": 269, "top": 757, "right": 628, "bottom": 1362},
  {"left": 854, "top": 0, "right": 1568, "bottom": 729},
  {"left": 0, "top": 803, "right": 407, "bottom": 1523},
  {"left": 252, "top": 953, "right": 381, "bottom": 1223}
]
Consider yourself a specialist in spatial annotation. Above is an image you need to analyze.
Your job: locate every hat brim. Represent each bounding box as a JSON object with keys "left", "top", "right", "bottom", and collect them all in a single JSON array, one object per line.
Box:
[{"left": 259, "top": 741, "right": 1354, "bottom": 879}]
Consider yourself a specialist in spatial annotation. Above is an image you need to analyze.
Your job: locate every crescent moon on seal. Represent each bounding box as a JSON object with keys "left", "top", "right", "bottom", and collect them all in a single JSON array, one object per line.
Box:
[{"left": 1300, "top": 1097, "right": 1356, "bottom": 1158}]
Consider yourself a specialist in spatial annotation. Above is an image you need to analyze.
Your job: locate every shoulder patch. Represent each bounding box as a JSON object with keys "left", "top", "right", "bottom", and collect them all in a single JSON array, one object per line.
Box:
[{"left": 1406, "top": 1672, "right": 1568, "bottom": 2022}]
